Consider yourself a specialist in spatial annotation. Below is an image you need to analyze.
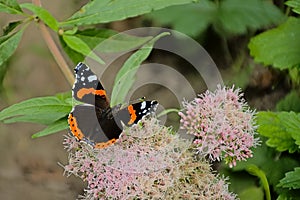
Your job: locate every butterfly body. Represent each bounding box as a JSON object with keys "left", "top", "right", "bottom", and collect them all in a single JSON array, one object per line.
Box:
[{"left": 68, "top": 62, "right": 158, "bottom": 148}]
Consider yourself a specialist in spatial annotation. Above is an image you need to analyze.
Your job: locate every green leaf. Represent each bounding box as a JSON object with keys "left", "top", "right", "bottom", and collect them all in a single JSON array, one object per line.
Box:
[
  {"left": 0, "top": 0, "right": 23, "bottom": 14},
  {"left": 215, "top": 0, "right": 284, "bottom": 35},
  {"left": 94, "top": 32, "right": 152, "bottom": 53},
  {"left": 0, "top": 95, "right": 71, "bottom": 125},
  {"left": 157, "top": 108, "right": 180, "bottom": 118},
  {"left": 249, "top": 17, "right": 300, "bottom": 70},
  {"left": 286, "top": 0, "right": 300, "bottom": 14},
  {"left": 278, "top": 167, "right": 300, "bottom": 189},
  {"left": 59, "top": 36, "right": 84, "bottom": 64},
  {"left": 238, "top": 186, "right": 264, "bottom": 200},
  {"left": 147, "top": 0, "right": 216, "bottom": 37},
  {"left": 60, "top": 0, "right": 197, "bottom": 27},
  {"left": 75, "top": 29, "right": 116, "bottom": 50},
  {"left": 0, "top": 62, "right": 9, "bottom": 92},
  {"left": 62, "top": 34, "right": 104, "bottom": 64},
  {"left": 147, "top": 0, "right": 284, "bottom": 37},
  {"left": 257, "top": 111, "right": 299, "bottom": 153},
  {"left": 3, "top": 20, "right": 23, "bottom": 35},
  {"left": 20, "top": 3, "right": 59, "bottom": 31},
  {"left": 31, "top": 118, "right": 68, "bottom": 138},
  {"left": 276, "top": 90, "right": 300, "bottom": 112},
  {"left": 233, "top": 142, "right": 300, "bottom": 188},
  {"left": 60, "top": 28, "right": 153, "bottom": 64},
  {"left": 0, "top": 29, "right": 24, "bottom": 67},
  {"left": 110, "top": 32, "right": 170, "bottom": 106},
  {"left": 288, "top": 67, "right": 300, "bottom": 86},
  {"left": 55, "top": 91, "right": 72, "bottom": 101},
  {"left": 277, "top": 191, "right": 300, "bottom": 200},
  {"left": 281, "top": 113, "right": 300, "bottom": 148},
  {"left": 3, "top": 113, "right": 66, "bottom": 124},
  {"left": 59, "top": 29, "right": 117, "bottom": 64}
]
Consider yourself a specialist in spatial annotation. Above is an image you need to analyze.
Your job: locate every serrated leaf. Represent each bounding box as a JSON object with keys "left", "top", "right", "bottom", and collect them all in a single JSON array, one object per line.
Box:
[
  {"left": 280, "top": 112, "right": 300, "bottom": 147},
  {"left": 257, "top": 111, "right": 299, "bottom": 153},
  {"left": 110, "top": 32, "right": 169, "bottom": 106},
  {"left": 289, "top": 67, "right": 300, "bottom": 85},
  {"left": 31, "top": 118, "right": 68, "bottom": 138},
  {"left": 3, "top": 20, "right": 22, "bottom": 35},
  {"left": 249, "top": 17, "right": 300, "bottom": 70},
  {"left": 147, "top": 0, "right": 284, "bottom": 37},
  {"left": 60, "top": 0, "right": 197, "bottom": 27},
  {"left": 62, "top": 34, "right": 104, "bottom": 64},
  {"left": 276, "top": 90, "right": 300, "bottom": 112},
  {"left": 277, "top": 194, "right": 287, "bottom": 200},
  {"left": 0, "top": 96, "right": 72, "bottom": 125},
  {"left": 277, "top": 191, "right": 300, "bottom": 200},
  {"left": 286, "top": 0, "right": 300, "bottom": 14},
  {"left": 278, "top": 167, "right": 300, "bottom": 189},
  {"left": 147, "top": 0, "right": 216, "bottom": 37},
  {"left": 21, "top": 3, "right": 59, "bottom": 31},
  {"left": 233, "top": 142, "right": 300, "bottom": 187},
  {"left": 0, "top": 0, "right": 23, "bottom": 14},
  {"left": 0, "top": 29, "right": 24, "bottom": 67},
  {"left": 216, "top": 0, "right": 284, "bottom": 35}
]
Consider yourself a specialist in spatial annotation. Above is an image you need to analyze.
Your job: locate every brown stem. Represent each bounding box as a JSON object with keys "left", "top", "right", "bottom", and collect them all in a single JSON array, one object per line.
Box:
[{"left": 32, "top": 0, "right": 74, "bottom": 86}]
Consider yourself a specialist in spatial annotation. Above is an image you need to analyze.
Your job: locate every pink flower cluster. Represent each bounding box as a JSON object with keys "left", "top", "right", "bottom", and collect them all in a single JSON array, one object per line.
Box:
[
  {"left": 63, "top": 118, "right": 237, "bottom": 199},
  {"left": 179, "top": 85, "right": 259, "bottom": 167}
]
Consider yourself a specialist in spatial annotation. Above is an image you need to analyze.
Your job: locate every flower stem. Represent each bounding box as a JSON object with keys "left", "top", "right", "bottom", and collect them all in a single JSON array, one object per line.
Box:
[{"left": 246, "top": 164, "right": 271, "bottom": 200}]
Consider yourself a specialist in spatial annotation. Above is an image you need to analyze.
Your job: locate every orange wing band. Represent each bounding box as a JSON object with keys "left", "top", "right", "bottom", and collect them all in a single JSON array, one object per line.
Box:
[
  {"left": 94, "top": 138, "right": 117, "bottom": 149},
  {"left": 77, "top": 88, "right": 106, "bottom": 99},
  {"left": 68, "top": 113, "right": 84, "bottom": 140},
  {"left": 127, "top": 105, "right": 137, "bottom": 125}
]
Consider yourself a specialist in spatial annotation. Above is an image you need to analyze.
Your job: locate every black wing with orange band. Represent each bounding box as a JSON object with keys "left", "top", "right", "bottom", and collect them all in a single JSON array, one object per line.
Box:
[
  {"left": 68, "top": 62, "right": 158, "bottom": 149},
  {"left": 72, "top": 62, "right": 110, "bottom": 109}
]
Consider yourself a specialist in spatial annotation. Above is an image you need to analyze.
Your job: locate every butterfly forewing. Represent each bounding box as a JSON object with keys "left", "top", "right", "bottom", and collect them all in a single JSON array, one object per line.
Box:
[
  {"left": 116, "top": 100, "right": 158, "bottom": 126},
  {"left": 72, "top": 63, "right": 110, "bottom": 109}
]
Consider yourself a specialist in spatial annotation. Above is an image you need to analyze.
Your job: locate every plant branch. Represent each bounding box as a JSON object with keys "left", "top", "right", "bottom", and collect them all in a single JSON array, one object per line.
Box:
[{"left": 32, "top": 0, "right": 74, "bottom": 86}]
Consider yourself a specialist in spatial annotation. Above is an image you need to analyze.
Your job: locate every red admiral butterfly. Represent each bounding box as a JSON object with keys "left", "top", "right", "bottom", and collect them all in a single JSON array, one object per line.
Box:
[{"left": 68, "top": 63, "right": 158, "bottom": 148}]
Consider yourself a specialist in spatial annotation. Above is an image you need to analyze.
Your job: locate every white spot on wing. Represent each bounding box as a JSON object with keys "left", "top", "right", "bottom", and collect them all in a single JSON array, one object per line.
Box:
[
  {"left": 140, "top": 101, "right": 146, "bottom": 109},
  {"left": 88, "top": 75, "right": 97, "bottom": 82},
  {"left": 81, "top": 76, "right": 85, "bottom": 81},
  {"left": 142, "top": 109, "right": 148, "bottom": 114}
]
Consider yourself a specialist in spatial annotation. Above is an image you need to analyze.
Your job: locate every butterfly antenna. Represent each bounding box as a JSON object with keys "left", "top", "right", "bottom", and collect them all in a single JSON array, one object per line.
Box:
[
  {"left": 130, "top": 96, "right": 145, "bottom": 104},
  {"left": 117, "top": 97, "right": 146, "bottom": 110}
]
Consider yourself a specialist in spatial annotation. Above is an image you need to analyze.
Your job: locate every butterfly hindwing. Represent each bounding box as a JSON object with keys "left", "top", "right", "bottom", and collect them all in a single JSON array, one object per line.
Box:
[{"left": 68, "top": 104, "right": 122, "bottom": 148}]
